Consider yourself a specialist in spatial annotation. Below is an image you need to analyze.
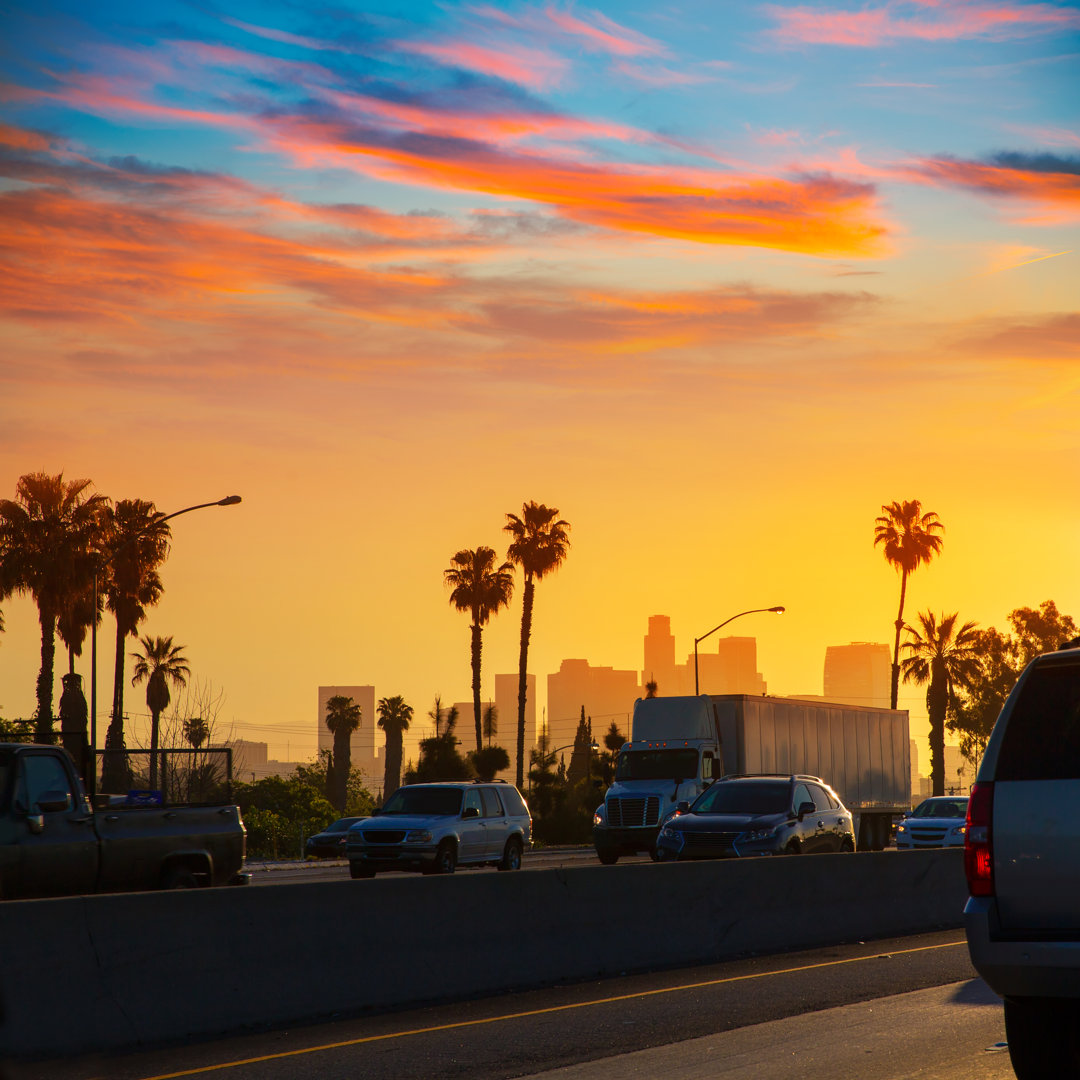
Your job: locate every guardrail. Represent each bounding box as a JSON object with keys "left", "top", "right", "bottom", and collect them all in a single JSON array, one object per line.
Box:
[{"left": 1, "top": 849, "right": 967, "bottom": 1060}]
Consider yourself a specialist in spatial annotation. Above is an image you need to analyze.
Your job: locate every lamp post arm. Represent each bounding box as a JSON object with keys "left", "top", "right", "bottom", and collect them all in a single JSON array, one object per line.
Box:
[{"left": 693, "top": 606, "right": 785, "bottom": 696}]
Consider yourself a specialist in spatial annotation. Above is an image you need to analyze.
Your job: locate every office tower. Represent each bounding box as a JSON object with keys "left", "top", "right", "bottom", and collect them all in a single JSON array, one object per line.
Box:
[
  {"left": 642, "top": 615, "right": 677, "bottom": 695},
  {"left": 823, "top": 643, "right": 891, "bottom": 709},
  {"left": 546, "top": 659, "right": 637, "bottom": 754}
]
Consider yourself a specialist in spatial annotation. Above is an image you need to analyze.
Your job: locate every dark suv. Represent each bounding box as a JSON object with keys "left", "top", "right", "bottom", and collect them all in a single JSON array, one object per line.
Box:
[
  {"left": 346, "top": 781, "right": 531, "bottom": 877},
  {"left": 655, "top": 773, "right": 855, "bottom": 859},
  {"left": 964, "top": 641, "right": 1080, "bottom": 1079}
]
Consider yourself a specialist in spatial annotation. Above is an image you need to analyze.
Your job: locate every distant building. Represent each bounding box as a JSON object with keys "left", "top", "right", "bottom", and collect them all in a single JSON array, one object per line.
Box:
[
  {"left": 317, "top": 685, "right": 379, "bottom": 793},
  {"left": 226, "top": 740, "right": 304, "bottom": 782},
  {"left": 823, "top": 643, "right": 891, "bottom": 709},
  {"left": 687, "top": 636, "right": 767, "bottom": 696},
  {"left": 547, "top": 659, "right": 637, "bottom": 753},
  {"left": 642, "top": 615, "right": 676, "bottom": 696},
  {"left": 495, "top": 673, "right": 536, "bottom": 782}
]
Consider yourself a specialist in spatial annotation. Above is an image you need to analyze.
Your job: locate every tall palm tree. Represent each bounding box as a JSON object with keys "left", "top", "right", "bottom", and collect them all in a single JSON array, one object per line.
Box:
[
  {"left": 130, "top": 635, "right": 190, "bottom": 789},
  {"left": 901, "top": 611, "right": 982, "bottom": 796},
  {"left": 101, "top": 500, "right": 170, "bottom": 790},
  {"left": 874, "top": 499, "right": 944, "bottom": 709},
  {"left": 504, "top": 503, "right": 570, "bottom": 785},
  {"left": 445, "top": 546, "right": 515, "bottom": 753},
  {"left": 0, "top": 472, "right": 107, "bottom": 742},
  {"left": 324, "top": 695, "right": 362, "bottom": 813},
  {"left": 377, "top": 695, "right": 413, "bottom": 801}
]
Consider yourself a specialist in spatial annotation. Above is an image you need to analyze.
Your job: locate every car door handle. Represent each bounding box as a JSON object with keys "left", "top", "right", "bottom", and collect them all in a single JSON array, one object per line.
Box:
[
  {"left": 105, "top": 814, "right": 120, "bottom": 822},
  {"left": 69, "top": 815, "right": 93, "bottom": 824}
]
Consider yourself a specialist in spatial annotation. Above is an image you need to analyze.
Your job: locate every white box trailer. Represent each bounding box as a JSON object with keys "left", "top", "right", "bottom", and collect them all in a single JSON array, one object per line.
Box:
[{"left": 710, "top": 695, "right": 911, "bottom": 850}]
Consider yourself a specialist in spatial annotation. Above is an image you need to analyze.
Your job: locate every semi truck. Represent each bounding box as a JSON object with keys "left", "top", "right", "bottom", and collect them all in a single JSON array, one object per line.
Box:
[{"left": 592, "top": 694, "right": 909, "bottom": 862}]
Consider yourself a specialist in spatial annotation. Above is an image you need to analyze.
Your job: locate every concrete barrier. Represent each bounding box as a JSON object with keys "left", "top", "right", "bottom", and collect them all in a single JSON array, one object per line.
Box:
[{"left": 0, "top": 849, "right": 967, "bottom": 1060}]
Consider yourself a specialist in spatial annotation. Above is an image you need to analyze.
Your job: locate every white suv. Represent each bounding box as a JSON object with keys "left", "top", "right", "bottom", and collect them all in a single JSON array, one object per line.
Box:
[
  {"left": 347, "top": 781, "right": 531, "bottom": 877},
  {"left": 964, "top": 640, "right": 1080, "bottom": 1079}
]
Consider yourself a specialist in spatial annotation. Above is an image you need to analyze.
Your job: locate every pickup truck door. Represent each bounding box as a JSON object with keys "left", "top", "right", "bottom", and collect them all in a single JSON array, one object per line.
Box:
[{"left": 9, "top": 750, "right": 98, "bottom": 899}]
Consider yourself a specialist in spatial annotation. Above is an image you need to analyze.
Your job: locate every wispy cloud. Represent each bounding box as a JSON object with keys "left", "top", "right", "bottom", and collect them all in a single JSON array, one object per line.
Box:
[{"left": 763, "top": 0, "right": 1080, "bottom": 47}]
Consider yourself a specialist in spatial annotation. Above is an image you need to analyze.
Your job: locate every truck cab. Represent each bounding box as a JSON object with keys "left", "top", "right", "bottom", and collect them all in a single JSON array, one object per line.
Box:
[{"left": 592, "top": 696, "right": 721, "bottom": 864}]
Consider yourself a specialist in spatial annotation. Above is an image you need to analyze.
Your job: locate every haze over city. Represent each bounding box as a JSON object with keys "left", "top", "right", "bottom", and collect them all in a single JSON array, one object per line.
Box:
[{"left": 1, "top": 0, "right": 1077, "bottom": 770}]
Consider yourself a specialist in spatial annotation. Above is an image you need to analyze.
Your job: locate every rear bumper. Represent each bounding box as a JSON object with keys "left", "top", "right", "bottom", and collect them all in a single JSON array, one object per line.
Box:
[{"left": 965, "top": 895, "right": 1080, "bottom": 999}]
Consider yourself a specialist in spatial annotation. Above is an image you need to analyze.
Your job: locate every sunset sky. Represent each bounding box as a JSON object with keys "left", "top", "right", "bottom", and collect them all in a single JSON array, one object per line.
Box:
[{"left": 1, "top": 0, "right": 1078, "bottom": 769}]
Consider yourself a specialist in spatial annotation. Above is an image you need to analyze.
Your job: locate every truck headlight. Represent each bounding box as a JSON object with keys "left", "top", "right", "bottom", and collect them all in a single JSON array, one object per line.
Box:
[
  {"left": 405, "top": 830, "right": 432, "bottom": 843},
  {"left": 593, "top": 807, "right": 605, "bottom": 826}
]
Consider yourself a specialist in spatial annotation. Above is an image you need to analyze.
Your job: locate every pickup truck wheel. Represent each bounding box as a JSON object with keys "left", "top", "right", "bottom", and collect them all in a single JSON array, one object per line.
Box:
[
  {"left": 784, "top": 841, "right": 801, "bottom": 855},
  {"left": 433, "top": 841, "right": 457, "bottom": 875},
  {"left": 1004, "top": 997, "right": 1080, "bottom": 1079},
  {"left": 596, "top": 850, "right": 619, "bottom": 865},
  {"left": 498, "top": 838, "right": 523, "bottom": 871},
  {"left": 840, "top": 837, "right": 855, "bottom": 853},
  {"left": 162, "top": 865, "right": 200, "bottom": 889},
  {"left": 350, "top": 863, "right": 375, "bottom": 879},
  {"left": 648, "top": 844, "right": 663, "bottom": 862}
]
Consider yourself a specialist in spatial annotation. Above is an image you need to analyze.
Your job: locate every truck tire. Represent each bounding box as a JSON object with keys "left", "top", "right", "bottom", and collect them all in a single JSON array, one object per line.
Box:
[
  {"left": 596, "top": 849, "right": 619, "bottom": 865},
  {"left": 432, "top": 841, "right": 457, "bottom": 874},
  {"left": 350, "top": 863, "right": 375, "bottom": 879},
  {"left": 162, "top": 865, "right": 201, "bottom": 889},
  {"left": 498, "top": 837, "right": 523, "bottom": 871},
  {"left": 1004, "top": 997, "right": 1080, "bottom": 1079}
]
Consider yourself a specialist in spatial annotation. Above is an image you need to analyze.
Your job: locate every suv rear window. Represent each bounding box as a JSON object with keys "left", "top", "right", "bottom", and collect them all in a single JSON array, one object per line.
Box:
[
  {"left": 499, "top": 786, "right": 528, "bottom": 816},
  {"left": 997, "top": 661, "right": 1080, "bottom": 781}
]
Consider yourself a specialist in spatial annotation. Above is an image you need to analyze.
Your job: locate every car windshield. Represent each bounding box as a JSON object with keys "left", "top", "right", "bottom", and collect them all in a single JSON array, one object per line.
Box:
[
  {"left": 693, "top": 780, "right": 789, "bottom": 815},
  {"left": 616, "top": 748, "right": 699, "bottom": 781},
  {"left": 325, "top": 818, "right": 357, "bottom": 833},
  {"left": 910, "top": 798, "right": 968, "bottom": 819},
  {"left": 381, "top": 787, "right": 463, "bottom": 816}
]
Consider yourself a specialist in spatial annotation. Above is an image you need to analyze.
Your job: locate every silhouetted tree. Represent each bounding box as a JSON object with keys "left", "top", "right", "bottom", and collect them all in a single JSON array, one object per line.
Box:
[
  {"left": 902, "top": 611, "right": 981, "bottom": 796},
  {"left": 324, "top": 695, "right": 362, "bottom": 814},
  {"left": 470, "top": 745, "right": 510, "bottom": 782},
  {"left": 875, "top": 499, "right": 944, "bottom": 709},
  {"left": 445, "top": 547, "right": 514, "bottom": 753},
  {"left": 377, "top": 695, "right": 413, "bottom": 800},
  {"left": 0, "top": 472, "right": 107, "bottom": 742},
  {"left": 505, "top": 503, "right": 570, "bottom": 787},
  {"left": 644, "top": 679, "right": 658, "bottom": 698},
  {"left": 130, "top": 635, "right": 190, "bottom": 788}
]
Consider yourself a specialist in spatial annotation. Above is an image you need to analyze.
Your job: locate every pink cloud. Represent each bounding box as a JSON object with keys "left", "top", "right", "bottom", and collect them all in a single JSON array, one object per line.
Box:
[
  {"left": 764, "top": 1, "right": 1080, "bottom": 47},
  {"left": 542, "top": 5, "right": 668, "bottom": 56},
  {"left": 401, "top": 38, "right": 569, "bottom": 89}
]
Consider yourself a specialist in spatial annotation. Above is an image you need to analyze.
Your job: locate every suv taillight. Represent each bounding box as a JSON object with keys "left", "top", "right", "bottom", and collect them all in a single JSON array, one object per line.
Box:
[{"left": 965, "top": 781, "right": 994, "bottom": 897}]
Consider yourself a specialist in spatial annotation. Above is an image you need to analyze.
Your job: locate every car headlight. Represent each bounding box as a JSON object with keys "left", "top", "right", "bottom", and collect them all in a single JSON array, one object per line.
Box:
[
  {"left": 896, "top": 823, "right": 907, "bottom": 834},
  {"left": 739, "top": 826, "right": 778, "bottom": 842},
  {"left": 659, "top": 825, "right": 681, "bottom": 841},
  {"left": 405, "top": 830, "right": 432, "bottom": 843},
  {"left": 949, "top": 824, "right": 966, "bottom": 838}
]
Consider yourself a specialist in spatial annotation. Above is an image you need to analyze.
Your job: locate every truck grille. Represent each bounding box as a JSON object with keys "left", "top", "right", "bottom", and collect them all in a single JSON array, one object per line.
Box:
[
  {"left": 608, "top": 796, "right": 661, "bottom": 828},
  {"left": 361, "top": 830, "right": 407, "bottom": 844}
]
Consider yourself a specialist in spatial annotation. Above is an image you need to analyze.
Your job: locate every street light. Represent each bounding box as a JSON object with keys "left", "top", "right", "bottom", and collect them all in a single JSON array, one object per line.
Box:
[
  {"left": 694, "top": 606, "right": 786, "bottom": 696},
  {"left": 88, "top": 495, "right": 241, "bottom": 797}
]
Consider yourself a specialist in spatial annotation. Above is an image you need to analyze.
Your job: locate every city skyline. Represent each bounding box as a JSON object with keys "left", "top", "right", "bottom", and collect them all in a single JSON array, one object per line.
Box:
[{"left": 1, "top": 2, "right": 1077, "bottom": 772}]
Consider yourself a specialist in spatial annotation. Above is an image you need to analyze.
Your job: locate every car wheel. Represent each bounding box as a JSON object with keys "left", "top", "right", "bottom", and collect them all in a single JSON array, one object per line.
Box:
[
  {"left": 648, "top": 844, "right": 663, "bottom": 862},
  {"left": 433, "top": 841, "right": 457, "bottom": 874},
  {"left": 162, "top": 865, "right": 200, "bottom": 889},
  {"left": 498, "top": 838, "right": 523, "bottom": 871},
  {"left": 784, "top": 840, "right": 801, "bottom": 855},
  {"left": 596, "top": 850, "right": 619, "bottom": 865},
  {"left": 1005, "top": 997, "right": 1080, "bottom": 1079},
  {"left": 350, "top": 863, "right": 375, "bottom": 879}
]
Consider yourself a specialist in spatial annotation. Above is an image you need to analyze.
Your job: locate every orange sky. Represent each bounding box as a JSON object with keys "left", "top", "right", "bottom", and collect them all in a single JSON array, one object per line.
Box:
[{"left": 1, "top": 0, "right": 1078, "bottom": 769}]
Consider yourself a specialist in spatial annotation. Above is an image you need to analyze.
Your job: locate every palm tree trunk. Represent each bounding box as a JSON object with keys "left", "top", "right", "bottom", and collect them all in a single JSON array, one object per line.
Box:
[
  {"left": 471, "top": 620, "right": 483, "bottom": 754},
  {"left": 890, "top": 569, "right": 909, "bottom": 710},
  {"left": 928, "top": 662, "right": 948, "bottom": 797},
  {"left": 334, "top": 729, "right": 350, "bottom": 813},
  {"left": 34, "top": 607, "right": 57, "bottom": 743},
  {"left": 102, "top": 615, "right": 131, "bottom": 792},
  {"left": 149, "top": 707, "right": 161, "bottom": 789},
  {"left": 383, "top": 731, "right": 403, "bottom": 800},
  {"left": 515, "top": 574, "right": 535, "bottom": 788}
]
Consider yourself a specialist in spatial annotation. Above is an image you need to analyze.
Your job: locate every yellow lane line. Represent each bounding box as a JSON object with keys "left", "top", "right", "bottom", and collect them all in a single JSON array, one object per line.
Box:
[{"left": 141, "top": 938, "right": 967, "bottom": 1079}]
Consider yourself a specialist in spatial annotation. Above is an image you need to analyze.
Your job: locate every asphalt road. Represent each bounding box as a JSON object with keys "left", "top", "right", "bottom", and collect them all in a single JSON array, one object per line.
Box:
[{"left": 24, "top": 929, "right": 1009, "bottom": 1080}]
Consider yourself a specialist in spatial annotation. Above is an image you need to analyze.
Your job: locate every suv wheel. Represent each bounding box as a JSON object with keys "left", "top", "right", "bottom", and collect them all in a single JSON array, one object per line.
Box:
[
  {"left": 784, "top": 840, "right": 801, "bottom": 855},
  {"left": 350, "top": 863, "right": 375, "bottom": 879},
  {"left": 1005, "top": 997, "right": 1080, "bottom": 1078},
  {"left": 498, "top": 837, "right": 523, "bottom": 871},
  {"left": 433, "top": 840, "right": 457, "bottom": 875}
]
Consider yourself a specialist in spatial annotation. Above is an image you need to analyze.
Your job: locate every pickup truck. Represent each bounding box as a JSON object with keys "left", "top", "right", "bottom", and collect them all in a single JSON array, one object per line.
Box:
[
  {"left": 964, "top": 640, "right": 1080, "bottom": 1079},
  {"left": 0, "top": 743, "right": 247, "bottom": 900}
]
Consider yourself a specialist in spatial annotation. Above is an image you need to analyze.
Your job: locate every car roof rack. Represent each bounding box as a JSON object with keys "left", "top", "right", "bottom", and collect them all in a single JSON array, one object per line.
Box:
[{"left": 717, "top": 772, "right": 826, "bottom": 784}]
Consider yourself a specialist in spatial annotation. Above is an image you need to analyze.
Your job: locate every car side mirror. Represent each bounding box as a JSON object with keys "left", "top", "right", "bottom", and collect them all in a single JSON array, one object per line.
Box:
[
  {"left": 463, "top": 807, "right": 480, "bottom": 819},
  {"left": 36, "top": 791, "right": 71, "bottom": 814},
  {"left": 798, "top": 801, "right": 815, "bottom": 819}
]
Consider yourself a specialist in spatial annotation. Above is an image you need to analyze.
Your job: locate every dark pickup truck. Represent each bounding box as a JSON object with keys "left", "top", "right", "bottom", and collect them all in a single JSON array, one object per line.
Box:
[{"left": 0, "top": 743, "right": 247, "bottom": 900}]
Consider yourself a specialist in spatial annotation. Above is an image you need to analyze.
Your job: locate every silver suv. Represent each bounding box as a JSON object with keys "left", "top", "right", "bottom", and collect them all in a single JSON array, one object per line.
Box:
[
  {"left": 346, "top": 781, "right": 531, "bottom": 877},
  {"left": 964, "top": 641, "right": 1080, "bottom": 1079}
]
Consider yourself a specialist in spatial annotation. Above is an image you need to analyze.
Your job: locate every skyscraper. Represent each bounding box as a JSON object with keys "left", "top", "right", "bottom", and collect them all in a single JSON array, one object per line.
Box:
[
  {"left": 823, "top": 643, "right": 891, "bottom": 709},
  {"left": 642, "top": 615, "right": 676, "bottom": 695},
  {"left": 546, "top": 659, "right": 637, "bottom": 752}
]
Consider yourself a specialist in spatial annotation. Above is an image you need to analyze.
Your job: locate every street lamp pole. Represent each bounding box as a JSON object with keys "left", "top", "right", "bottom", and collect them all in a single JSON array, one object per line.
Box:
[
  {"left": 694, "top": 606, "right": 786, "bottom": 696},
  {"left": 88, "top": 495, "right": 241, "bottom": 798}
]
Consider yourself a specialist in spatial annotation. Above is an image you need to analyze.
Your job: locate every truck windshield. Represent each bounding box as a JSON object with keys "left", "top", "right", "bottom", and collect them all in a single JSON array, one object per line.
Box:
[
  {"left": 381, "top": 787, "right": 463, "bottom": 816},
  {"left": 694, "top": 780, "right": 789, "bottom": 815},
  {"left": 616, "top": 748, "right": 699, "bottom": 782}
]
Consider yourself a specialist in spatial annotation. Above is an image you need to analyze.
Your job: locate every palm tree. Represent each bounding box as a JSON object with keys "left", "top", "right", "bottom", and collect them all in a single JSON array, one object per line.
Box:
[
  {"left": 445, "top": 546, "right": 515, "bottom": 753},
  {"left": 130, "top": 635, "right": 190, "bottom": 788},
  {"left": 504, "top": 503, "right": 570, "bottom": 785},
  {"left": 377, "top": 695, "right": 413, "bottom": 800},
  {"left": 901, "top": 611, "right": 982, "bottom": 796},
  {"left": 101, "top": 500, "right": 170, "bottom": 790},
  {"left": 324, "top": 695, "right": 362, "bottom": 813},
  {"left": 0, "top": 472, "right": 107, "bottom": 742},
  {"left": 874, "top": 500, "right": 944, "bottom": 709}
]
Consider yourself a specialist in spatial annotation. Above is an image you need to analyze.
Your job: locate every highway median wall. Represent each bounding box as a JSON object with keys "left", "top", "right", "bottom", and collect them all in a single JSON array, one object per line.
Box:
[{"left": 1, "top": 849, "right": 968, "bottom": 1060}]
